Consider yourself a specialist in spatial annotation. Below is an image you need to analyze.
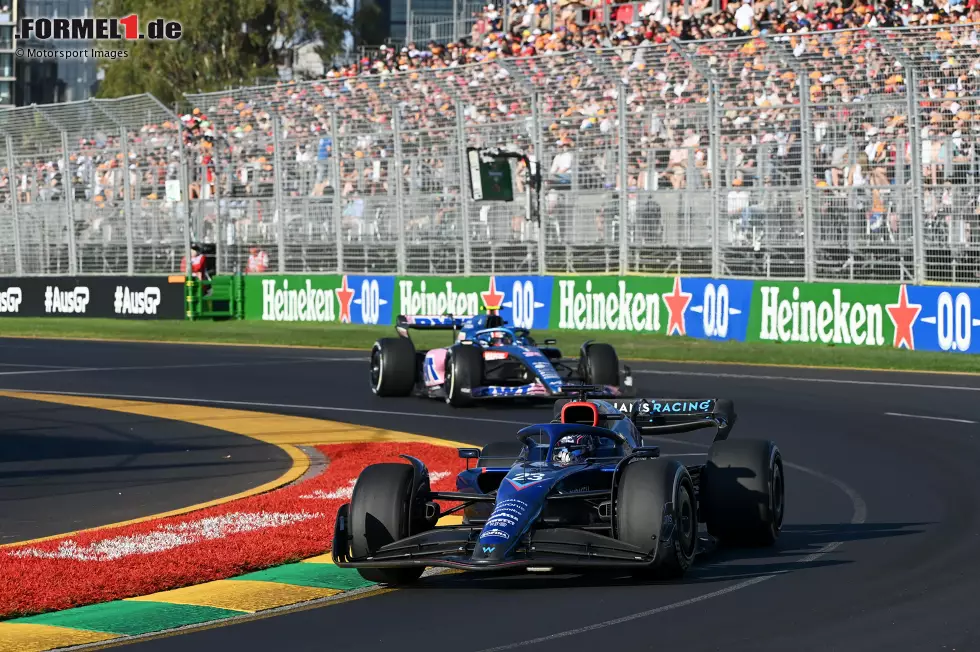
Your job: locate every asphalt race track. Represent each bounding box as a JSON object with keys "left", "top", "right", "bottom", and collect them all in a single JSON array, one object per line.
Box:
[
  {"left": 0, "top": 392, "right": 291, "bottom": 545},
  {"left": 2, "top": 337, "right": 980, "bottom": 651}
]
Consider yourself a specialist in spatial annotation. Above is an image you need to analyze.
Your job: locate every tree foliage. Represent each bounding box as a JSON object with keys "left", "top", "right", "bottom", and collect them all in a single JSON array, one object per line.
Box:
[{"left": 95, "top": 0, "right": 350, "bottom": 104}]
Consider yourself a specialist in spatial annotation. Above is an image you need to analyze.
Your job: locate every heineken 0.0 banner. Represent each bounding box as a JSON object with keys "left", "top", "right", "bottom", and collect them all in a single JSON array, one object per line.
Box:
[
  {"left": 244, "top": 275, "right": 394, "bottom": 325},
  {"left": 237, "top": 273, "right": 980, "bottom": 356},
  {"left": 395, "top": 275, "right": 553, "bottom": 330},
  {"left": 550, "top": 276, "right": 754, "bottom": 341},
  {"left": 903, "top": 284, "right": 980, "bottom": 354}
]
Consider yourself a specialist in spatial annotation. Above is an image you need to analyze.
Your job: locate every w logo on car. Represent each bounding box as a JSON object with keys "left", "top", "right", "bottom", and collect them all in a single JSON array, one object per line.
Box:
[{"left": 482, "top": 546, "right": 495, "bottom": 554}]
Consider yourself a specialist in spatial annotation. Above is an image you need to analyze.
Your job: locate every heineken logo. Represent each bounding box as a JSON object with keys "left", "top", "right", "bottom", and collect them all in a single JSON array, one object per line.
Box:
[
  {"left": 557, "top": 279, "right": 663, "bottom": 332},
  {"left": 399, "top": 277, "right": 512, "bottom": 317},
  {"left": 258, "top": 275, "right": 386, "bottom": 324},
  {"left": 262, "top": 278, "right": 338, "bottom": 322},
  {"left": 759, "top": 286, "right": 886, "bottom": 346}
]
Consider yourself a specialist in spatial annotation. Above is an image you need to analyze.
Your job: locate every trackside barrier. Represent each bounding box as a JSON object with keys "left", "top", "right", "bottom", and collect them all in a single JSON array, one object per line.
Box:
[
  {"left": 229, "top": 273, "right": 980, "bottom": 356},
  {"left": 184, "top": 275, "right": 244, "bottom": 321},
  {"left": 0, "top": 276, "right": 184, "bottom": 319}
]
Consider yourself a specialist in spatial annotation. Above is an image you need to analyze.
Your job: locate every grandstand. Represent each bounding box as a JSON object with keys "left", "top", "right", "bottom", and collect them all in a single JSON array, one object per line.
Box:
[{"left": 0, "top": 0, "right": 977, "bottom": 283}]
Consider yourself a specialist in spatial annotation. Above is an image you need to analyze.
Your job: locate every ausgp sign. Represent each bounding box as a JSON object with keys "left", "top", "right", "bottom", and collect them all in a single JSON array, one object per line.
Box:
[
  {"left": 45, "top": 286, "right": 90, "bottom": 314},
  {"left": 114, "top": 286, "right": 162, "bottom": 315},
  {"left": 0, "top": 287, "right": 22, "bottom": 313}
]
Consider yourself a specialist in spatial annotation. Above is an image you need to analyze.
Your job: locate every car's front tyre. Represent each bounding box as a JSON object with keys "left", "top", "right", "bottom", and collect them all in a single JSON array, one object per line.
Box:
[
  {"left": 348, "top": 463, "right": 427, "bottom": 585},
  {"left": 445, "top": 345, "right": 483, "bottom": 407},
  {"left": 615, "top": 458, "right": 697, "bottom": 579}
]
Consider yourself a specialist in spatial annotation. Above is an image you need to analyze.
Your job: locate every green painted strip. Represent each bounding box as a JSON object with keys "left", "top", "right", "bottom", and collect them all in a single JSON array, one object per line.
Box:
[
  {"left": 10, "top": 600, "right": 242, "bottom": 636},
  {"left": 231, "top": 562, "right": 377, "bottom": 591}
]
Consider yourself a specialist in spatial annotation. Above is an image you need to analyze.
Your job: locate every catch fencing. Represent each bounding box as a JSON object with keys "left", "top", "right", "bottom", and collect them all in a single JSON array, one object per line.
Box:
[{"left": 0, "top": 24, "right": 978, "bottom": 284}]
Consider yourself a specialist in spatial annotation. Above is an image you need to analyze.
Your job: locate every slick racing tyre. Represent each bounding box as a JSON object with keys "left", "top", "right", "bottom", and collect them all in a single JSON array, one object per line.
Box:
[
  {"left": 615, "top": 458, "right": 697, "bottom": 579},
  {"left": 700, "top": 439, "right": 784, "bottom": 547},
  {"left": 371, "top": 337, "right": 416, "bottom": 397},
  {"left": 583, "top": 343, "right": 620, "bottom": 386},
  {"left": 445, "top": 345, "right": 483, "bottom": 407},
  {"left": 348, "top": 463, "right": 427, "bottom": 585}
]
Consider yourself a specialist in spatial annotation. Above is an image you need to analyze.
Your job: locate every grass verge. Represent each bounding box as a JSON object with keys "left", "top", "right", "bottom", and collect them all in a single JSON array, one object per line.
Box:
[
  {"left": 0, "top": 318, "right": 977, "bottom": 373},
  {"left": 0, "top": 317, "right": 980, "bottom": 373}
]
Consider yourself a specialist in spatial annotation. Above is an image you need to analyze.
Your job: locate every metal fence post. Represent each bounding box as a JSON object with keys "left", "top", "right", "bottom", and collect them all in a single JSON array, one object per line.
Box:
[
  {"left": 905, "top": 65, "right": 925, "bottom": 284},
  {"left": 799, "top": 73, "right": 815, "bottom": 282},
  {"left": 272, "top": 115, "right": 286, "bottom": 273},
  {"left": 708, "top": 79, "right": 722, "bottom": 278},
  {"left": 406, "top": 0, "right": 413, "bottom": 43},
  {"left": 120, "top": 127, "right": 134, "bottom": 275},
  {"left": 330, "top": 113, "right": 344, "bottom": 274},
  {"left": 392, "top": 107, "right": 407, "bottom": 275},
  {"left": 6, "top": 135, "right": 22, "bottom": 276},
  {"left": 452, "top": 0, "right": 459, "bottom": 42},
  {"left": 617, "top": 87, "right": 629, "bottom": 275},
  {"left": 455, "top": 100, "right": 472, "bottom": 275},
  {"left": 213, "top": 141, "right": 223, "bottom": 276},
  {"left": 531, "top": 92, "right": 545, "bottom": 275},
  {"left": 60, "top": 130, "right": 78, "bottom": 275},
  {"left": 177, "top": 130, "right": 193, "bottom": 279}
]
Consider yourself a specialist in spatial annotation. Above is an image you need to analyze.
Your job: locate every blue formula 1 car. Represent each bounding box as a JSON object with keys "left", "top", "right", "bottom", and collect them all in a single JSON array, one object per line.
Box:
[
  {"left": 369, "top": 313, "right": 634, "bottom": 406},
  {"left": 332, "top": 389, "right": 785, "bottom": 584}
]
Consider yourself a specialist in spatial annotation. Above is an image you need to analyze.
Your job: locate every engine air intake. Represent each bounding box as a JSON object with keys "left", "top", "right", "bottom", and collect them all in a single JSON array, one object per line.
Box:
[{"left": 560, "top": 402, "right": 599, "bottom": 427}]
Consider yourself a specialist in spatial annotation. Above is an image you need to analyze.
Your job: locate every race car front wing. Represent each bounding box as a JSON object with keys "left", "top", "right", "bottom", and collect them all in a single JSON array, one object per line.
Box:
[{"left": 331, "top": 503, "right": 659, "bottom": 571}]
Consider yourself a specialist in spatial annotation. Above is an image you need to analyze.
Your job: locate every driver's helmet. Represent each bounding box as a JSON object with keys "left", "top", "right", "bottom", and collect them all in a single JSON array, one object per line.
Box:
[
  {"left": 488, "top": 330, "right": 512, "bottom": 347},
  {"left": 553, "top": 434, "right": 599, "bottom": 467}
]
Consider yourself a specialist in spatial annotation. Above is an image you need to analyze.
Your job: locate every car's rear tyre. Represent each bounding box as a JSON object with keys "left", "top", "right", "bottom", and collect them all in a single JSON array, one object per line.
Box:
[
  {"left": 478, "top": 441, "right": 525, "bottom": 468},
  {"left": 700, "top": 439, "right": 784, "bottom": 547},
  {"left": 371, "top": 338, "right": 416, "bottom": 397},
  {"left": 615, "top": 458, "right": 697, "bottom": 579},
  {"left": 445, "top": 345, "right": 483, "bottom": 407},
  {"left": 348, "top": 463, "right": 427, "bottom": 585},
  {"left": 583, "top": 343, "right": 619, "bottom": 386}
]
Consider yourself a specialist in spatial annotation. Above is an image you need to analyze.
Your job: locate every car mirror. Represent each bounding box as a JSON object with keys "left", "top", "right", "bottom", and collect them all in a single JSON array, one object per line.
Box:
[{"left": 544, "top": 339, "right": 557, "bottom": 345}]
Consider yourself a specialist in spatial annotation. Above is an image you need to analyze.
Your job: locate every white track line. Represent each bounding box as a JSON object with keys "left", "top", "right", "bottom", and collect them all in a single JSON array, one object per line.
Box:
[
  {"left": 884, "top": 412, "right": 977, "bottom": 425},
  {"left": 0, "top": 362, "right": 83, "bottom": 369},
  {"left": 0, "top": 358, "right": 338, "bottom": 377},
  {"left": 634, "top": 369, "right": 980, "bottom": 392}
]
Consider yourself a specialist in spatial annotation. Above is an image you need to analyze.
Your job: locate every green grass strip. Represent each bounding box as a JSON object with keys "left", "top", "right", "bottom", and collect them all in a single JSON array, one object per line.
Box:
[
  {"left": 231, "top": 562, "right": 376, "bottom": 591},
  {"left": 0, "top": 318, "right": 977, "bottom": 373},
  {"left": 8, "top": 600, "right": 241, "bottom": 636}
]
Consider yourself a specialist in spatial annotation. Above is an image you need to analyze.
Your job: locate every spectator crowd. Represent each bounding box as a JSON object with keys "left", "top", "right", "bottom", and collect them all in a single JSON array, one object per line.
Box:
[{"left": 4, "top": 0, "right": 980, "bottom": 276}]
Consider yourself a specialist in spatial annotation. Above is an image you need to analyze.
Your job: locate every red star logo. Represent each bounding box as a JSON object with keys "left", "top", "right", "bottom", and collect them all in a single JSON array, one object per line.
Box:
[
  {"left": 886, "top": 284, "right": 921, "bottom": 350},
  {"left": 481, "top": 276, "right": 505, "bottom": 313},
  {"left": 663, "top": 277, "right": 693, "bottom": 336},
  {"left": 335, "top": 275, "right": 355, "bottom": 324}
]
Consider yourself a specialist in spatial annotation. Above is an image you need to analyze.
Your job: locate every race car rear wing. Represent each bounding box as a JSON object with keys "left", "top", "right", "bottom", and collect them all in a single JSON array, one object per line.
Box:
[
  {"left": 612, "top": 398, "right": 736, "bottom": 442},
  {"left": 395, "top": 314, "right": 476, "bottom": 337}
]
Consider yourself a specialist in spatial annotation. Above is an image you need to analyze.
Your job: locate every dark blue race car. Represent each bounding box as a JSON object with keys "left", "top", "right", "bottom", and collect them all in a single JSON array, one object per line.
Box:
[
  {"left": 370, "top": 313, "right": 634, "bottom": 406},
  {"left": 332, "top": 390, "right": 785, "bottom": 584}
]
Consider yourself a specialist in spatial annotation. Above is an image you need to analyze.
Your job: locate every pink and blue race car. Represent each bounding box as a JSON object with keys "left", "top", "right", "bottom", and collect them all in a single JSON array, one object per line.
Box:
[{"left": 369, "top": 313, "right": 634, "bottom": 407}]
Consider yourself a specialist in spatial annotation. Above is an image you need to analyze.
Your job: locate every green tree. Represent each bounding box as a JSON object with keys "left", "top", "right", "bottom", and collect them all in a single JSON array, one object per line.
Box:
[
  {"left": 352, "top": 1, "right": 385, "bottom": 46},
  {"left": 95, "top": 0, "right": 350, "bottom": 104}
]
